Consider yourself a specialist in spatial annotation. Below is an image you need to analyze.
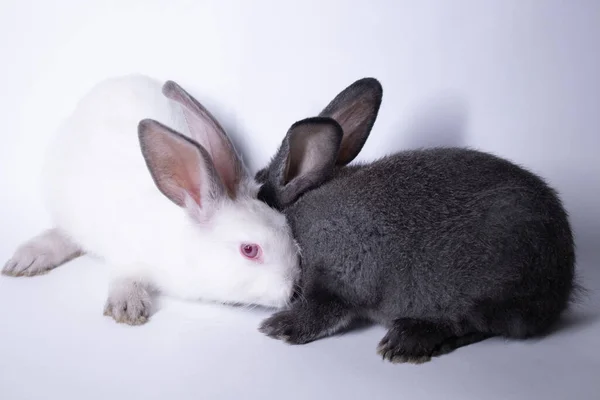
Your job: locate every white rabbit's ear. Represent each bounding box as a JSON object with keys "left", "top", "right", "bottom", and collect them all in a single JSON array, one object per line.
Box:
[
  {"left": 319, "top": 78, "right": 383, "bottom": 166},
  {"left": 162, "top": 80, "right": 245, "bottom": 199},
  {"left": 138, "top": 119, "right": 225, "bottom": 215}
]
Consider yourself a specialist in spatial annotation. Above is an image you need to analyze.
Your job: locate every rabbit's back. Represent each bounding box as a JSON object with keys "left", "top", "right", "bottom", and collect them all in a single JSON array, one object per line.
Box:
[
  {"left": 42, "top": 75, "right": 189, "bottom": 264},
  {"left": 289, "top": 148, "right": 575, "bottom": 335}
]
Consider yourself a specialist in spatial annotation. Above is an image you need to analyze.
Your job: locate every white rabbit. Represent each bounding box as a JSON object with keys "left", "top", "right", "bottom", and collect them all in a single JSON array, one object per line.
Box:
[{"left": 2, "top": 74, "right": 300, "bottom": 325}]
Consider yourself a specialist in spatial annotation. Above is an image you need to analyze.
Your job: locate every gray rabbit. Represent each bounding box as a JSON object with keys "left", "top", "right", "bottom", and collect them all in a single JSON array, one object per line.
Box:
[{"left": 255, "top": 78, "right": 578, "bottom": 364}]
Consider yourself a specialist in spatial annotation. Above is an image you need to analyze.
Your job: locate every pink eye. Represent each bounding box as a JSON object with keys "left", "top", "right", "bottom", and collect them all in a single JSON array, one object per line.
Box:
[{"left": 240, "top": 243, "right": 261, "bottom": 261}]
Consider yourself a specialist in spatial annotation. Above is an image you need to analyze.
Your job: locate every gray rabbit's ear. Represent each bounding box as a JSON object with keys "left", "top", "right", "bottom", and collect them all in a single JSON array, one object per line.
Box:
[
  {"left": 162, "top": 80, "right": 245, "bottom": 199},
  {"left": 265, "top": 117, "right": 343, "bottom": 208},
  {"left": 319, "top": 77, "right": 383, "bottom": 166}
]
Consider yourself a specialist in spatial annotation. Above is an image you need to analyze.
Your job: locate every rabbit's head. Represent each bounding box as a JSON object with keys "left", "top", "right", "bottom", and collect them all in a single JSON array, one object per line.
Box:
[{"left": 137, "top": 81, "right": 300, "bottom": 309}]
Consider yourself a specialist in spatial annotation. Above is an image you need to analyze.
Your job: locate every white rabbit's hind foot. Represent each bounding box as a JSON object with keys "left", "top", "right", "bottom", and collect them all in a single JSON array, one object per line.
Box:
[{"left": 2, "top": 229, "right": 83, "bottom": 277}]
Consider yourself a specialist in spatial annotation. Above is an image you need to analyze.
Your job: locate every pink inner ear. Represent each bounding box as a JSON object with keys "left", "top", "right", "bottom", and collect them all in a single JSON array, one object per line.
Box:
[
  {"left": 139, "top": 119, "right": 213, "bottom": 210},
  {"left": 162, "top": 81, "right": 242, "bottom": 199},
  {"left": 183, "top": 110, "right": 238, "bottom": 197},
  {"left": 159, "top": 139, "right": 206, "bottom": 208}
]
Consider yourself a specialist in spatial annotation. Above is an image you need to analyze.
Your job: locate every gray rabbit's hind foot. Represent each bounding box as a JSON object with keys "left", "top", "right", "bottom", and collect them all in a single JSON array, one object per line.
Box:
[{"left": 377, "top": 318, "right": 491, "bottom": 364}]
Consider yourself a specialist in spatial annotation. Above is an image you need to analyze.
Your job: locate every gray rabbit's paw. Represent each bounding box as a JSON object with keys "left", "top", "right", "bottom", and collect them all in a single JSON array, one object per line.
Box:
[
  {"left": 259, "top": 310, "right": 317, "bottom": 344},
  {"left": 377, "top": 328, "right": 432, "bottom": 364},
  {"left": 377, "top": 318, "right": 456, "bottom": 364}
]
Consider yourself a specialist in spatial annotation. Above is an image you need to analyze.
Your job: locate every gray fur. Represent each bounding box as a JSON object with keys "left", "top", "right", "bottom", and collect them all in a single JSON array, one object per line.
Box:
[{"left": 255, "top": 78, "right": 577, "bottom": 364}]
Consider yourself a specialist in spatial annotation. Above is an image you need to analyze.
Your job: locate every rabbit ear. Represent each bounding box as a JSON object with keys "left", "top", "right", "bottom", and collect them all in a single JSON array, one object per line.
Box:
[
  {"left": 162, "top": 80, "right": 245, "bottom": 199},
  {"left": 319, "top": 77, "right": 383, "bottom": 166},
  {"left": 267, "top": 117, "right": 343, "bottom": 207},
  {"left": 138, "top": 119, "right": 226, "bottom": 217}
]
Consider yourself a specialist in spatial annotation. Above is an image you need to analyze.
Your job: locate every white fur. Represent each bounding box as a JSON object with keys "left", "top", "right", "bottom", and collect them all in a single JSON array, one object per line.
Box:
[{"left": 3, "top": 75, "right": 300, "bottom": 323}]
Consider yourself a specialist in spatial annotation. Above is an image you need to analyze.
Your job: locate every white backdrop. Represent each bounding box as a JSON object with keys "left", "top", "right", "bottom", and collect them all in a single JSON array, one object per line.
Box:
[{"left": 1, "top": 1, "right": 599, "bottom": 399}]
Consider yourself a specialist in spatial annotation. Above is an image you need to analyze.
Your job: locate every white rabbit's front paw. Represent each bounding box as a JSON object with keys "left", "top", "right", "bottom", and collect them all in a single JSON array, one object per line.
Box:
[
  {"left": 3, "top": 249, "right": 53, "bottom": 277},
  {"left": 2, "top": 229, "right": 83, "bottom": 277},
  {"left": 103, "top": 280, "right": 152, "bottom": 326}
]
